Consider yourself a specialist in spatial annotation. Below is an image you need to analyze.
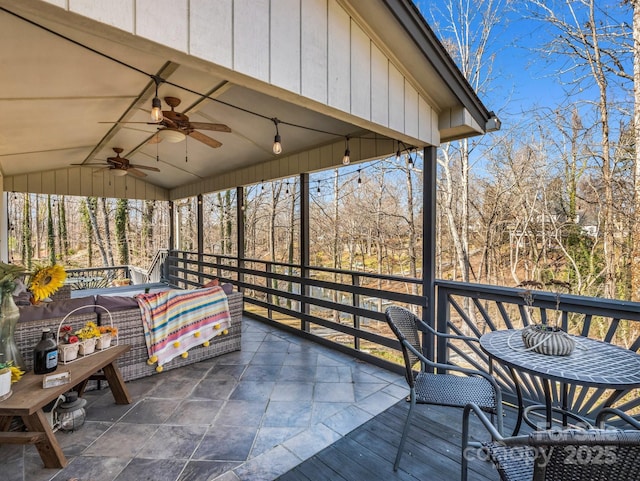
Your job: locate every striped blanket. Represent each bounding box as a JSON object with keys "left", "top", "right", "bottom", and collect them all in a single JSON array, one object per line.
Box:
[{"left": 136, "top": 287, "right": 231, "bottom": 368}]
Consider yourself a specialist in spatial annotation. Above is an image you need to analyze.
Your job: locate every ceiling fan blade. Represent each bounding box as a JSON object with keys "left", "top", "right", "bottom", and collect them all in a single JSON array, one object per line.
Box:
[
  {"left": 127, "top": 168, "right": 147, "bottom": 178},
  {"left": 130, "top": 164, "right": 161, "bottom": 172},
  {"left": 71, "top": 163, "right": 108, "bottom": 167},
  {"left": 98, "top": 121, "right": 162, "bottom": 125},
  {"left": 188, "top": 130, "right": 222, "bottom": 148},
  {"left": 188, "top": 122, "right": 232, "bottom": 133}
]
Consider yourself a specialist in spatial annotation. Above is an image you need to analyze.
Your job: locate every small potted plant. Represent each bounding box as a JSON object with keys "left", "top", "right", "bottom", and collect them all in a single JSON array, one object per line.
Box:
[
  {"left": 58, "top": 325, "right": 81, "bottom": 362},
  {"left": 96, "top": 325, "right": 118, "bottom": 350},
  {"left": 0, "top": 359, "right": 24, "bottom": 401},
  {"left": 75, "top": 322, "right": 101, "bottom": 355}
]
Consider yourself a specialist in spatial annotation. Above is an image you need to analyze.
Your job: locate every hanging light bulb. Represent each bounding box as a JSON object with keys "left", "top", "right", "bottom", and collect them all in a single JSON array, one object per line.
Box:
[
  {"left": 342, "top": 136, "right": 351, "bottom": 165},
  {"left": 150, "top": 76, "right": 163, "bottom": 123},
  {"left": 357, "top": 169, "right": 362, "bottom": 187},
  {"left": 272, "top": 118, "right": 282, "bottom": 155},
  {"left": 317, "top": 181, "right": 321, "bottom": 194}
]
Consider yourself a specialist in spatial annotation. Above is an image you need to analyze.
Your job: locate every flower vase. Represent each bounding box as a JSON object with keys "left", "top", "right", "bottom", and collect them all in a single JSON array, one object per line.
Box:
[{"left": 0, "top": 291, "right": 25, "bottom": 371}]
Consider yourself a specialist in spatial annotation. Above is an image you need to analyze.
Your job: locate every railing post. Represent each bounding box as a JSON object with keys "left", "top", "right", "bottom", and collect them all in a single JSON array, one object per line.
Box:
[
  {"left": 266, "top": 261, "right": 273, "bottom": 319},
  {"left": 436, "top": 285, "right": 450, "bottom": 366},
  {"left": 353, "top": 273, "right": 360, "bottom": 350}
]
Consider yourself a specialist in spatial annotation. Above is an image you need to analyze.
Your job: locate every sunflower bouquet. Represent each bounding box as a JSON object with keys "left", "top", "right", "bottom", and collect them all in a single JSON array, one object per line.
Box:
[{"left": 0, "top": 262, "right": 67, "bottom": 303}]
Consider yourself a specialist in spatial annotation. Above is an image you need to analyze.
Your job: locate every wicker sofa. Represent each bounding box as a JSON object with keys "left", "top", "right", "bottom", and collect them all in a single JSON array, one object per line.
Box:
[{"left": 14, "top": 289, "right": 243, "bottom": 381}]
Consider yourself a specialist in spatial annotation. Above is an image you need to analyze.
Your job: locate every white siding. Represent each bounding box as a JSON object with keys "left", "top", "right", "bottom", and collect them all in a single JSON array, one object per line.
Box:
[
  {"left": 53, "top": 0, "right": 440, "bottom": 147},
  {"left": 370, "top": 44, "right": 389, "bottom": 127},
  {"left": 169, "top": 135, "right": 394, "bottom": 200},
  {"left": 136, "top": 0, "right": 188, "bottom": 52},
  {"left": 301, "top": 0, "right": 328, "bottom": 103},
  {"left": 327, "top": 0, "right": 351, "bottom": 112},
  {"left": 4, "top": 168, "right": 169, "bottom": 200},
  {"left": 271, "top": 0, "right": 301, "bottom": 92},
  {"left": 190, "top": 0, "right": 233, "bottom": 68},
  {"left": 233, "top": 0, "right": 270, "bottom": 81},
  {"left": 350, "top": 21, "right": 370, "bottom": 121}
]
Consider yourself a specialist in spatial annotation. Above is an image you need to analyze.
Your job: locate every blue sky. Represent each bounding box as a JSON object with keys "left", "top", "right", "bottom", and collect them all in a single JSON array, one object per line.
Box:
[{"left": 412, "top": 1, "right": 634, "bottom": 133}]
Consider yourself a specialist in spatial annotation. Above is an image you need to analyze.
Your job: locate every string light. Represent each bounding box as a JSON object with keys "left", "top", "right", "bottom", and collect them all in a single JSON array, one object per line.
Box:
[
  {"left": 9, "top": 12, "right": 403, "bottom": 154},
  {"left": 342, "top": 137, "right": 351, "bottom": 165},
  {"left": 272, "top": 118, "right": 282, "bottom": 155},
  {"left": 357, "top": 169, "right": 362, "bottom": 187},
  {"left": 285, "top": 181, "right": 290, "bottom": 195},
  {"left": 317, "top": 181, "right": 321, "bottom": 194},
  {"left": 150, "top": 76, "right": 163, "bottom": 123}
]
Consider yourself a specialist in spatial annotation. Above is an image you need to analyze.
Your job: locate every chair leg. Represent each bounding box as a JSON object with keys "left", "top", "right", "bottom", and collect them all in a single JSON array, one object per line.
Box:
[{"left": 394, "top": 387, "right": 416, "bottom": 471}]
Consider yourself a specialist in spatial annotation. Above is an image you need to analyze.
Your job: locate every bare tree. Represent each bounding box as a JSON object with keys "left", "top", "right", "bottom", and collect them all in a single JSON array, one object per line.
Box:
[
  {"left": 426, "top": 0, "right": 507, "bottom": 285},
  {"left": 526, "top": 0, "right": 632, "bottom": 297}
]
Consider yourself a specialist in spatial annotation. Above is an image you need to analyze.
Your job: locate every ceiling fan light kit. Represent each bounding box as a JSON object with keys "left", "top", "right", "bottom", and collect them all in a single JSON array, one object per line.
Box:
[
  {"left": 110, "top": 168, "right": 128, "bottom": 177},
  {"left": 157, "top": 128, "right": 186, "bottom": 143}
]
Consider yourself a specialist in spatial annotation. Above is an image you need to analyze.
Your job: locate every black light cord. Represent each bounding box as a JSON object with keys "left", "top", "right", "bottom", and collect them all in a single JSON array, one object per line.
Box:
[{"left": 0, "top": 6, "right": 366, "bottom": 140}]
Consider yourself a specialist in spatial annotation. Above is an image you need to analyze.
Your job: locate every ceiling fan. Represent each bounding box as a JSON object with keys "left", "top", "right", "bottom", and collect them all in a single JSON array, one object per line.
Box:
[
  {"left": 73, "top": 148, "right": 161, "bottom": 178},
  {"left": 148, "top": 96, "right": 231, "bottom": 148}
]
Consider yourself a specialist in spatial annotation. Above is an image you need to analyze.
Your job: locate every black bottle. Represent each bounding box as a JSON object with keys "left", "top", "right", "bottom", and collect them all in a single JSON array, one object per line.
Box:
[{"left": 34, "top": 328, "right": 58, "bottom": 374}]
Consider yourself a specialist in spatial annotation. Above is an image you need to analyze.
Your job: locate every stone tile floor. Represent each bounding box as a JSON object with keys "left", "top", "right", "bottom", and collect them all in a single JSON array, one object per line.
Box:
[{"left": 1, "top": 317, "right": 406, "bottom": 481}]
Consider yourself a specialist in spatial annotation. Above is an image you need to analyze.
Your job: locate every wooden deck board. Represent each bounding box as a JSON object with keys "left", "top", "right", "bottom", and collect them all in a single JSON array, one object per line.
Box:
[{"left": 276, "top": 400, "right": 527, "bottom": 481}]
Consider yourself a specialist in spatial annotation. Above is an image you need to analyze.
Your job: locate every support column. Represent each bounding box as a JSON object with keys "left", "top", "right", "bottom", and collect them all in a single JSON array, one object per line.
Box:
[
  {"left": 197, "top": 194, "right": 204, "bottom": 283},
  {"left": 423, "top": 146, "right": 437, "bottom": 364},
  {"left": 300, "top": 173, "right": 310, "bottom": 331},
  {"left": 0, "top": 184, "right": 8, "bottom": 262},
  {"left": 166, "top": 200, "right": 175, "bottom": 283},
  {"left": 236, "top": 186, "right": 245, "bottom": 292}
]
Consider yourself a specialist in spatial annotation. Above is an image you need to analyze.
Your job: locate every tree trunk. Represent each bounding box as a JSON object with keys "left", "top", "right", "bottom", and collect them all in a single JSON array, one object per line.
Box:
[
  {"left": 87, "top": 197, "right": 109, "bottom": 266},
  {"left": 21, "top": 194, "right": 32, "bottom": 269},
  {"left": 631, "top": 0, "right": 640, "bottom": 301},
  {"left": 46, "top": 195, "right": 55, "bottom": 264},
  {"left": 115, "top": 198, "right": 129, "bottom": 265},
  {"left": 100, "top": 198, "right": 114, "bottom": 266}
]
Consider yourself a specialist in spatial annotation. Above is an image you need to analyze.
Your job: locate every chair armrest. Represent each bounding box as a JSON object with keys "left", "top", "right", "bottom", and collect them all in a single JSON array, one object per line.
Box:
[
  {"left": 403, "top": 339, "right": 499, "bottom": 387},
  {"left": 463, "top": 402, "right": 506, "bottom": 443},
  {"left": 596, "top": 407, "right": 640, "bottom": 430},
  {"left": 461, "top": 403, "right": 517, "bottom": 481},
  {"left": 416, "top": 318, "right": 480, "bottom": 343}
]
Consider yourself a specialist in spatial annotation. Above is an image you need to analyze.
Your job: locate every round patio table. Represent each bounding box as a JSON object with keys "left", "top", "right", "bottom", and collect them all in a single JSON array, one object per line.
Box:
[{"left": 480, "top": 329, "right": 640, "bottom": 434}]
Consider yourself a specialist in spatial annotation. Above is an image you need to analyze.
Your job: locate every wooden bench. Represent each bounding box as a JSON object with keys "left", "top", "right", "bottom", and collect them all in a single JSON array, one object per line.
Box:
[{"left": 0, "top": 344, "right": 131, "bottom": 468}]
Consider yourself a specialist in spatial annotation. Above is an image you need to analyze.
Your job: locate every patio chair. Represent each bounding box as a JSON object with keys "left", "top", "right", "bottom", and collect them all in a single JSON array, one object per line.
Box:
[
  {"left": 384, "top": 306, "right": 504, "bottom": 471},
  {"left": 461, "top": 403, "right": 640, "bottom": 481}
]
